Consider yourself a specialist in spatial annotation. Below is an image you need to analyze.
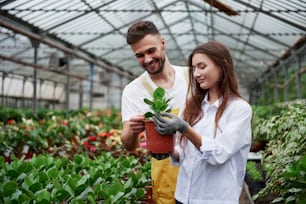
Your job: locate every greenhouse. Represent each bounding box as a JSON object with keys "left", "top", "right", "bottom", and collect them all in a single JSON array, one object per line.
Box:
[{"left": 0, "top": 0, "right": 305, "bottom": 203}]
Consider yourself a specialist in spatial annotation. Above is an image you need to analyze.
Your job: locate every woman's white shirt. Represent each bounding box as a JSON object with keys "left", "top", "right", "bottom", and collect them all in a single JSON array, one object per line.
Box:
[{"left": 171, "top": 96, "right": 252, "bottom": 204}]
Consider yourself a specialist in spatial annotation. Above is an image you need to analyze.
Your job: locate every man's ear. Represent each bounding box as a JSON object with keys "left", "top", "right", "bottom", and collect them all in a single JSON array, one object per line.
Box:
[{"left": 161, "top": 37, "right": 166, "bottom": 49}]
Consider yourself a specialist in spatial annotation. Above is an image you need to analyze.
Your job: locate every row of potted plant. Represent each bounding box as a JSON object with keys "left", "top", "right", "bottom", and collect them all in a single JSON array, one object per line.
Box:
[
  {"left": 0, "top": 153, "right": 151, "bottom": 203},
  {"left": 0, "top": 106, "right": 153, "bottom": 203},
  {"left": 250, "top": 101, "right": 306, "bottom": 203},
  {"left": 0, "top": 107, "right": 149, "bottom": 161}
]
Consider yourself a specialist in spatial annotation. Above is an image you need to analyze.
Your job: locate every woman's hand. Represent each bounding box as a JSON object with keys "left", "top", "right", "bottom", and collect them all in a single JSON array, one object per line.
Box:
[{"left": 153, "top": 112, "right": 188, "bottom": 135}]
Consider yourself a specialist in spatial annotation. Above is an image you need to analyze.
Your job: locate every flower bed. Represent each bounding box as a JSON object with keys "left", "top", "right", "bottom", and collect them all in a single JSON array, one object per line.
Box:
[{"left": 0, "top": 107, "right": 151, "bottom": 203}]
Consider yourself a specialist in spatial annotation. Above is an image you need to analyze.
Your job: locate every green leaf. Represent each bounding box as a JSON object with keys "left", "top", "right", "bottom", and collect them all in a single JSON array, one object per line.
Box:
[
  {"left": 299, "top": 155, "right": 306, "bottom": 171},
  {"left": 153, "top": 87, "right": 165, "bottom": 99},
  {"left": 111, "top": 192, "right": 125, "bottom": 203},
  {"left": 37, "top": 172, "right": 48, "bottom": 183},
  {"left": 47, "top": 167, "right": 59, "bottom": 179},
  {"left": 77, "top": 186, "right": 93, "bottom": 200},
  {"left": 108, "top": 182, "right": 123, "bottom": 196},
  {"left": 18, "top": 193, "right": 31, "bottom": 203},
  {"left": 29, "top": 182, "right": 42, "bottom": 193},
  {"left": 67, "top": 177, "right": 77, "bottom": 191},
  {"left": 7, "top": 169, "right": 19, "bottom": 179},
  {"left": 17, "top": 162, "right": 33, "bottom": 174},
  {"left": 124, "top": 177, "right": 133, "bottom": 190},
  {"left": 11, "top": 189, "right": 22, "bottom": 201},
  {"left": 74, "top": 184, "right": 86, "bottom": 196},
  {"left": 135, "top": 188, "right": 145, "bottom": 199},
  {"left": 3, "top": 181, "right": 17, "bottom": 196},
  {"left": 297, "top": 199, "right": 306, "bottom": 204},
  {"left": 55, "top": 189, "right": 70, "bottom": 202},
  {"left": 271, "top": 197, "right": 284, "bottom": 203},
  {"left": 144, "top": 87, "right": 172, "bottom": 117},
  {"left": 144, "top": 112, "right": 154, "bottom": 118},
  {"left": 36, "top": 189, "right": 51, "bottom": 202},
  {"left": 286, "top": 195, "right": 296, "bottom": 202},
  {"left": 71, "top": 198, "right": 84, "bottom": 204},
  {"left": 144, "top": 98, "right": 154, "bottom": 105},
  {"left": 77, "top": 174, "right": 89, "bottom": 186},
  {"left": 73, "top": 155, "right": 83, "bottom": 164}
]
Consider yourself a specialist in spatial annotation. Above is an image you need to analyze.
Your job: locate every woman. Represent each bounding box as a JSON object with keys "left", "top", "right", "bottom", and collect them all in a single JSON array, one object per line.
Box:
[{"left": 153, "top": 41, "right": 252, "bottom": 204}]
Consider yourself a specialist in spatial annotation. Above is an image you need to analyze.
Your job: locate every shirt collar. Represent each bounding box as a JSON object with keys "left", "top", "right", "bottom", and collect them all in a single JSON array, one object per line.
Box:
[{"left": 203, "top": 94, "right": 221, "bottom": 108}]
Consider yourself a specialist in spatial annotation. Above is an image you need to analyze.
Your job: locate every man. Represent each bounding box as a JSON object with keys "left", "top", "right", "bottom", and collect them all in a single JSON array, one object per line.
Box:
[{"left": 121, "top": 21, "right": 189, "bottom": 203}]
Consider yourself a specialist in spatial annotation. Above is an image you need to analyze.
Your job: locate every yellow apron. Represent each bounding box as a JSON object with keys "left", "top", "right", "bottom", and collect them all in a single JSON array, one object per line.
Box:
[
  {"left": 151, "top": 157, "right": 179, "bottom": 204},
  {"left": 139, "top": 69, "right": 188, "bottom": 203}
]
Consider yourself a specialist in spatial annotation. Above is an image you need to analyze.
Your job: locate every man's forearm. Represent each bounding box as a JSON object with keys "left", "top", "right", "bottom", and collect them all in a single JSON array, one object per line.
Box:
[{"left": 121, "top": 131, "right": 140, "bottom": 151}]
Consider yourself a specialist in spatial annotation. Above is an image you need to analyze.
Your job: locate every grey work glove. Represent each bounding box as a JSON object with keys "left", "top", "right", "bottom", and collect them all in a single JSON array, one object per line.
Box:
[{"left": 153, "top": 112, "right": 188, "bottom": 135}]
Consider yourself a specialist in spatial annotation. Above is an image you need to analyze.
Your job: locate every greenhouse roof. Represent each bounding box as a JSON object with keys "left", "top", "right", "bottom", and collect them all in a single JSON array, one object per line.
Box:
[{"left": 0, "top": 0, "right": 305, "bottom": 89}]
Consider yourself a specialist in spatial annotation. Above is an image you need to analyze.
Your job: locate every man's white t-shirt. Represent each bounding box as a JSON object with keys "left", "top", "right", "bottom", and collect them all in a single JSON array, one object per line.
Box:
[{"left": 121, "top": 65, "right": 189, "bottom": 122}]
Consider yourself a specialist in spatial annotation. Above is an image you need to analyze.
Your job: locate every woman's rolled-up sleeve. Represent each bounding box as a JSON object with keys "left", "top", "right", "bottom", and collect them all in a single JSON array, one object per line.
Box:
[{"left": 198, "top": 102, "right": 252, "bottom": 165}]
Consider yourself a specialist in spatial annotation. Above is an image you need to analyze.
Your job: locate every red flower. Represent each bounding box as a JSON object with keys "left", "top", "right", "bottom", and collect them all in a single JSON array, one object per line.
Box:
[
  {"left": 61, "top": 120, "right": 68, "bottom": 126},
  {"left": 89, "top": 146, "right": 96, "bottom": 152},
  {"left": 83, "top": 141, "right": 90, "bottom": 148},
  {"left": 88, "top": 136, "right": 97, "bottom": 141},
  {"left": 7, "top": 119, "right": 15, "bottom": 125},
  {"left": 98, "top": 131, "right": 114, "bottom": 137}
]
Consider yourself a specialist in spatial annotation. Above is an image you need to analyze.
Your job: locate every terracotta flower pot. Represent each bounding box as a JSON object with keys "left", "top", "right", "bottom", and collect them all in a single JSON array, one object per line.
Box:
[{"left": 144, "top": 120, "right": 174, "bottom": 153}]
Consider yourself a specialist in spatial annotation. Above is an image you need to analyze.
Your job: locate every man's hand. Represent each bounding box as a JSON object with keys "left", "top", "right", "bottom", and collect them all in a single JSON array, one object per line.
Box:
[
  {"left": 129, "top": 115, "right": 146, "bottom": 135},
  {"left": 153, "top": 112, "right": 188, "bottom": 135}
]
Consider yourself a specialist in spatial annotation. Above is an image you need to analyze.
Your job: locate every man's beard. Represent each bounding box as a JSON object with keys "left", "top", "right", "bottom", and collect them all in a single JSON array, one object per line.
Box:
[{"left": 143, "top": 53, "right": 166, "bottom": 75}]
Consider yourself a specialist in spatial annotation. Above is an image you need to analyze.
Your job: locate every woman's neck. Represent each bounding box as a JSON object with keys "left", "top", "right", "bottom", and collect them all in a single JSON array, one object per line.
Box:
[{"left": 207, "top": 89, "right": 219, "bottom": 104}]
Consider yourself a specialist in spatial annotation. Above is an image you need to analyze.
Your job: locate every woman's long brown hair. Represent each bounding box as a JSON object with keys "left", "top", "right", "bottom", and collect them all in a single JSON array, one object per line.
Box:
[{"left": 181, "top": 41, "right": 241, "bottom": 145}]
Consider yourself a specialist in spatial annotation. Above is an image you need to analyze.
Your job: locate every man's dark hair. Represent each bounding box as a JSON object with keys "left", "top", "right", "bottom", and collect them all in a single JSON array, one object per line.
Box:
[{"left": 126, "top": 21, "right": 160, "bottom": 45}]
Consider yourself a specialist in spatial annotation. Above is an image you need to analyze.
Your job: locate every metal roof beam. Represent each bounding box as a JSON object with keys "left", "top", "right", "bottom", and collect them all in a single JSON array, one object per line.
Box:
[
  {"left": 77, "top": 0, "right": 125, "bottom": 46},
  {"left": 77, "top": 0, "right": 181, "bottom": 48},
  {"left": 184, "top": 0, "right": 199, "bottom": 45},
  {"left": 235, "top": 0, "right": 265, "bottom": 68},
  {"left": 0, "top": 0, "right": 17, "bottom": 8},
  {"left": 188, "top": 1, "right": 291, "bottom": 48},
  {"left": 192, "top": 17, "right": 280, "bottom": 58},
  {"left": 99, "top": 14, "right": 190, "bottom": 58},
  {"left": 232, "top": 0, "right": 306, "bottom": 31},
  {"left": 0, "top": 53, "right": 124, "bottom": 90},
  {"left": 42, "top": 0, "right": 119, "bottom": 33},
  {"left": 0, "top": 15, "right": 135, "bottom": 79}
]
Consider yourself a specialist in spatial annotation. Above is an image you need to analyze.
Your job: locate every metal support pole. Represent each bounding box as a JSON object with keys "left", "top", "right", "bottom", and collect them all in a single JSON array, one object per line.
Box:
[
  {"left": 30, "top": 39, "right": 40, "bottom": 115},
  {"left": 40, "top": 79, "right": 43, "bottom": 108},
  {"left": 79, "top": 81, "right": 83, "bottom": 109},
  {"left": 107, "top": 86, "right": 110, "bottom": 109},
  {"left": 271, "top": 69, "right": 278, "bottom": 102},
  {"left": 260, "top": 76, "right": 266, "bottom": 104},
  {"left": 282, "top": 62, "right": 288, "bottom": 102},
  {"left": 22, "top": 77, "right": 26, "bottom": 108},
  {"left": 297, "top": 54, "right": 302, "bottom": 99},
  {"left": 65, "top": 55, "right": 71, "bottom": 111},
  {"left": 53, "top": 82, "right": 57, "bottom": 109},
  {"left": 89, "top": 63, "right": 94, "bottom": 111},
  {"left": 1, "top": 73, "right": 6, "bottom": 106},
  {"left": 119, "top": 75, "right": 123, "bottom": 109}
]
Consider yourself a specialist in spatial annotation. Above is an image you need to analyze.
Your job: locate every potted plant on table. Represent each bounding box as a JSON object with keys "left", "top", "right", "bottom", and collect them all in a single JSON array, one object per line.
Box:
[{"left": 143, "top": 87, "right": 174, "bottom": 154}]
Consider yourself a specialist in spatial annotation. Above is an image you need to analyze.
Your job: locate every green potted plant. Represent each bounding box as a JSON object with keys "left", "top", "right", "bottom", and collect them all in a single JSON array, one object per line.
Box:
[{"left": 143, "top": 87, "right": 174, "bottom": 153}]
